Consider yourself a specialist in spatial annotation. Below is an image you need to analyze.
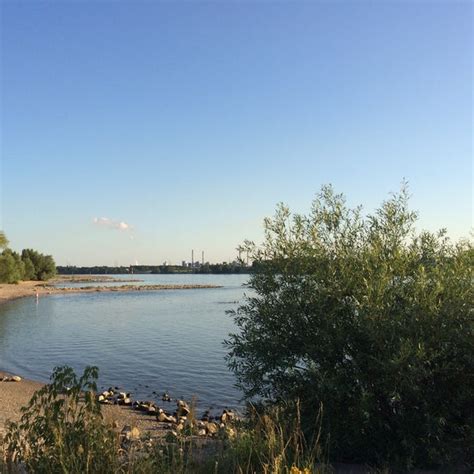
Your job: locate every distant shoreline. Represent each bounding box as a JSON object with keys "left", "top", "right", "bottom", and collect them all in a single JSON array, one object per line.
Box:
[
  {"left": 57, "top": 264, "right": 252, "bottom": 275},
  {"left": 0, "top": 277, "right": 222, "bottom": 306}
]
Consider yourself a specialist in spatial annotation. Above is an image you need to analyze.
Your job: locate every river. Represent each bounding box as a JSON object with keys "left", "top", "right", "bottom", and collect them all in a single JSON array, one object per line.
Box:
[{"left": 0, "top": 274, "right": 249, "bottom": 412}]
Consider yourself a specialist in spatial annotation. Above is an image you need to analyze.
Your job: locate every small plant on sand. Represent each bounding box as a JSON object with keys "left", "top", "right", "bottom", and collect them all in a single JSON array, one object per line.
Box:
[{"left": 3, "top": 366, "right": 120, "bottom": 473}]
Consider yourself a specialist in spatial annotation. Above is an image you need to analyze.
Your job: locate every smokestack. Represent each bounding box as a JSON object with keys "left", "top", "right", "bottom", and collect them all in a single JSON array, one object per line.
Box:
[
  {"left": 202, "top": 251, "right": 204, "bottom": 265},
  {"left": 191, "top": 249, "right": 194, "bottom": 267}
]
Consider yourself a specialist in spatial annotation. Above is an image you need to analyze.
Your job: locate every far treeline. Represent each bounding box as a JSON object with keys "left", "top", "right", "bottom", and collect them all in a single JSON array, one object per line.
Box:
[
  {"left": 0, "top": 231, "right": 57, "bottom": 283},
  {"left": 57, "top": 262, "right": 252, "bottom": 275}
]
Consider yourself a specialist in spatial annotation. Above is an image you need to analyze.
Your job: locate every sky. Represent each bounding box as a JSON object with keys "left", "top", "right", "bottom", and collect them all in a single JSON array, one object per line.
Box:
[{"left": 0, "top": 1, "right": 472, "bottom": 266}]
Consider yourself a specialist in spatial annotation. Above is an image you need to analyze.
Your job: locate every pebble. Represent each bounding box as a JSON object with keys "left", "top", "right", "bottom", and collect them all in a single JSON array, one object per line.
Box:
[
  {"left": 207, "top": 422, "right": 218, "bottom": 435},
  {"left": 121, "top": 425, "right": 140, "bottom": 440},
  {"left": 92, "top": 383, "right": 240, "bottom": 439},
  {"left": 0, "top": 375, "right": 22, "bottom": 382}
]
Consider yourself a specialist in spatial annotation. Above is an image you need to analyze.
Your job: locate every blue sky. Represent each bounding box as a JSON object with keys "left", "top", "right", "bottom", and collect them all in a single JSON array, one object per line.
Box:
[{"left": 1, "top": 1, "right": 472, "bottom": 266}]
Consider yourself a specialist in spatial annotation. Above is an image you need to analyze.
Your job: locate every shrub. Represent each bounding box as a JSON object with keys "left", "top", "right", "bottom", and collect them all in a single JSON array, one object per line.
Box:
[
  {"left": 226, "top": 184, "right": 473, "bottom": 469},
  {"left": 3, "top": 366, "right": 120, "bottom": 473}
]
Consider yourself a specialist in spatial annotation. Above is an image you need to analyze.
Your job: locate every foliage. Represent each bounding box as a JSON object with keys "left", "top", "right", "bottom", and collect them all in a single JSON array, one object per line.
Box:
[
  {"left": 3, "top": 366, "right": 120, "bottom": 474},
  {"left": 226, "top": 184, "right": 474, "bottom": 469},
  {"left": 0, "top": 250, "right": 24, "bottom": 284},
  {"left": 22, "top": 256, "right": 36, "bottom": 280},
  {"left": 0, "top": 231, "right": 56, "bottom": 283},
  {"left": 204, "top": 402, "right": 327, "bottom": 474},
  {"left": 21, "top": 249, "right": 56, "bottom": 280},
  {"left": 194, "top": 262, "right": 249, "bottom": 274},
  {"left": 57, "top": 265, "right": 130, "bottom": 275},
  {"left": 56, "top": 262, "right": 250, "bottom": 275}
]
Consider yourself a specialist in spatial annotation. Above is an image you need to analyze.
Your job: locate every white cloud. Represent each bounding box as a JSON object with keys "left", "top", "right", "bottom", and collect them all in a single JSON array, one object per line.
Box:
[{"left": 93, "top": 217, "right": 133, "bottom": 231}]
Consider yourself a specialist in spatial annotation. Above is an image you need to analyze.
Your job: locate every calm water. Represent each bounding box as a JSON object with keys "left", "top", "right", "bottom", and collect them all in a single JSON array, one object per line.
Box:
[{"left": 0, "top": 274, "right": 249, "bottom": 412}]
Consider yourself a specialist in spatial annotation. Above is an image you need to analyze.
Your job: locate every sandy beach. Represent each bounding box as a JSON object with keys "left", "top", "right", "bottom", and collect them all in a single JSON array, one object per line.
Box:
[
  {"left": 0, "top": 372, "right": 44, "bottom": 437},
  {"left": 0, "top": 278, "right": 221, "bottom": 306},
  {"left": 0, "top": 370, "right": 178, "bottom": 440}
]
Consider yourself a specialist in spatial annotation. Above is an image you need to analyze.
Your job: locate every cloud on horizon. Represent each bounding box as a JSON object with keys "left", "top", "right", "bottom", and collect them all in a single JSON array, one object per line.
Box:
[{"left": 93, "top": 217, "right": 132, "bottom": 231}]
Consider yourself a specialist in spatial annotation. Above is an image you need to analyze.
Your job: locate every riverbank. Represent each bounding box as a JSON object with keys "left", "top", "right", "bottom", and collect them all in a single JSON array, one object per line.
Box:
[
  {"left": 0, "top": 279, "right": 222, "bottom": 305},
  {"left": 0, "top": 370, "right": 181, "bottom": 440}
]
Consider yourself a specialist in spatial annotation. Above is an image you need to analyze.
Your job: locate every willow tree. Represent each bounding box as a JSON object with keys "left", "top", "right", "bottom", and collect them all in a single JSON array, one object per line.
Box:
[{"left": 226, "top": 185, "right": 473, "bottom": 469}]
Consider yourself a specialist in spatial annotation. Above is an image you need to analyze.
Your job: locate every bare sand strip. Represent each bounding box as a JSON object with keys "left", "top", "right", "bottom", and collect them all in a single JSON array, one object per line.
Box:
[{"left": 0, "top": 280, "right": 221, "bottom": 306}]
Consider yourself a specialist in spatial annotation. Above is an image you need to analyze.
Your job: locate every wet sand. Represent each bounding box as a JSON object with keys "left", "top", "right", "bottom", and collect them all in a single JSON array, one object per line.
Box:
[{"left": 0, "top": 371, "right": 173, "bottom": 440}]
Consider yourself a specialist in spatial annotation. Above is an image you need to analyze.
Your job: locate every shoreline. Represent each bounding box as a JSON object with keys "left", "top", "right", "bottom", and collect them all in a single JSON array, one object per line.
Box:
[
  {"left": 0, "top": 370, "right": 181, "bottom": 439},
  {"left": 0, "top": 279, "right": 222, "bottom": 306}
]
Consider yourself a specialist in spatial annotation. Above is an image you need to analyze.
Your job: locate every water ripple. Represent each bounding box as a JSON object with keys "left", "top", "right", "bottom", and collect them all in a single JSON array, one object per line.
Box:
[{"left": 0, "top": 274, "right": 247, "bottom": 410}]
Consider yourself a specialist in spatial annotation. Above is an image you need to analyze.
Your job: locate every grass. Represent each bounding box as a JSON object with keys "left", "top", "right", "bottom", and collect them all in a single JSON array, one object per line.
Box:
[{"left": 0, "top": 367, "right": 329, "bottom": 474}]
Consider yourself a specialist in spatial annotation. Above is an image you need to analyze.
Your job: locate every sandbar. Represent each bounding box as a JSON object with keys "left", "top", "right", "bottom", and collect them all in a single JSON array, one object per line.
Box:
[{"left": 0, "top": 279, "right": 221, "bottom": 305}]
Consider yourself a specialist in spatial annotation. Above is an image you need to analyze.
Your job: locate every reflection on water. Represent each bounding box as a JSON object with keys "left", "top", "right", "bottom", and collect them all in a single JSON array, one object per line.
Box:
[{"left": 0, "top": 274, "right": 249, "bottom": 411}]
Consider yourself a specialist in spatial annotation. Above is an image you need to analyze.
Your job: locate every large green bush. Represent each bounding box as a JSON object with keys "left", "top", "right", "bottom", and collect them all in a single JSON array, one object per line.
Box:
[{"left": 226, "top": 185, "right": 473, "bottom": 469}]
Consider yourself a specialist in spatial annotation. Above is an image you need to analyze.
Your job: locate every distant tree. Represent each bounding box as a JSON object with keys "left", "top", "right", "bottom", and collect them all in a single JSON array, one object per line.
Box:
[
  {"left": 21, "top": 249, "right": 56, "bottom": 281},
  {"left": 0, "top": 233, "right": 24, "bottom": 283},
  {"left": 0, "top": 233, "right": 56, "bottom": 283},
  {"left": 226, "top": 184, "right": 473, "bottom": 469},
  {"left": 200, "top": 263, "right": 211, "bottom": 273},
  {"left": 0, "top": 249, "right": 24, "bottom": 283},
  {"left": 22, "top": 256, "right": 36, "bottom": 280},
  {"left": 38, "top": 255, "right": 56, "bottom": 280}
]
